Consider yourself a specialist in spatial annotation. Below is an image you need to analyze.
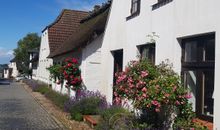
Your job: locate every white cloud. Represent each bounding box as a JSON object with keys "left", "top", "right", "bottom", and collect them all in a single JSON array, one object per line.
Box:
[
  {"left": 0, "top": 47, "right": 13, "bottom": 57},
  {"left": 55, "top": 0, "right": 106, "bottom": 11}
]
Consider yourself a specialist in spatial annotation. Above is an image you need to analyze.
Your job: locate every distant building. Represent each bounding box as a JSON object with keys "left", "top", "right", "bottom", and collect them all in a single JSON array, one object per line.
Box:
[{"left": 28, "top": 48, "right": 39, "bottom": 80}]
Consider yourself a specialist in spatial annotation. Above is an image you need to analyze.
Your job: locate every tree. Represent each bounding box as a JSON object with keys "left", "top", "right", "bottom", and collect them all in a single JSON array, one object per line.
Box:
[{"left": 13, "top": 33, "right": 41, "bottom": 74}]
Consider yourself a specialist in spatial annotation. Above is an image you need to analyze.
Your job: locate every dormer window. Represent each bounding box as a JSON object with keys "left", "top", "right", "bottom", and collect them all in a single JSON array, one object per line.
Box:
[{"left": 127, "top": 0, "right": 141, "bottom": 20}]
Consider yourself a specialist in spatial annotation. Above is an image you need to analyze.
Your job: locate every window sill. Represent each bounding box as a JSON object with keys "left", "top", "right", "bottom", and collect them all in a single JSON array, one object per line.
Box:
[{"left": 126, "top": 12, "right": 140, "bottom": 21}]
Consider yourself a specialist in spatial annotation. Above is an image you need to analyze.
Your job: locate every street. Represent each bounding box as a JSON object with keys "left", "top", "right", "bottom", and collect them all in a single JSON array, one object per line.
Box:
[{"left": 0, "top": 79, "right": 64, "bottom": 130}]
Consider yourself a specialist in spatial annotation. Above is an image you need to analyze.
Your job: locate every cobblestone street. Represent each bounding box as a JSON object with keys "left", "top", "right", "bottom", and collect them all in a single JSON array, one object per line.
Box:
[{"left": 0, "top": 80, "right": 65, "bottom": 130}]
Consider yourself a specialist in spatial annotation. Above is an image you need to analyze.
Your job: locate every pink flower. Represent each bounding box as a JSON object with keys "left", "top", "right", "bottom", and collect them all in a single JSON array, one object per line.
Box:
[
  {"left": 129, "top": 83, "right": 134, "bottom": 88},
  {"left": 67, "top": 63, "right": 72, "bottom": 67},
  {"left": 114, "top": 92, "right": 118, "bottom": 97},
  {"left": 151, "top": 100, "right": 159, "bottom": 106},
  {"left": 142, "top": 87, "right": 147, "bottom": 93},
  {"left": 127, "top": 77, "right": 133, "bottom": 83},
  {"left": 142, "top": 93, "right": 147, "bottom": 98},
  {"left": 173, "top": 86, "right": 177, "bottom": 92},
  {"left": 185, "top": 93, "right": 192, "bottom": 99},
  {"left": 141, "top": 71, "right": 148, "bottom": 78},
  {"left": 165, "top": 93, "right": 170, "bottom": 97},
  {"left": 125, "top": 67, "right": 130, "bottom": 73},
  {"left": 155, "top": 108, "right": 160, "bottom": 112},
  {"left": 72, "top": 58, "right": 78, "bottom": 64},
  {"left": 175, "top": 101, "right": 180, "bottom": 105}
]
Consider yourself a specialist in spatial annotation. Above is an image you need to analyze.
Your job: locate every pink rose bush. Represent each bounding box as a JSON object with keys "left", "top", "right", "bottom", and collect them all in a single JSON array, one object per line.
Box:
[
  {"left": 114, "top": 60, "right": 190, "bottom": 113},
  {"left": 114, "top": 59, "right": 196, "bottom": 128}
]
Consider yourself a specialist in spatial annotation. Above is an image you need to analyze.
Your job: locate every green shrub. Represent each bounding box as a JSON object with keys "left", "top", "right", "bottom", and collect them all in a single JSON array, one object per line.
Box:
[
  {"left": 70, "top": 97, "right": 103, "bottom": 121},
  {"left": 45, "top": 90, "right": 69, "bottom": 109},
  {"left": 34, "top": 86, "right": 50, "bottom": 94},
  {"left": 95, "top": 106, "right": 133, "bottom": 130},
  {"left": 173, "top": 118, "right": 208, "bottom": 130},
  {"left": 71, "top": 111, "right": 83, "bottom": 121}
]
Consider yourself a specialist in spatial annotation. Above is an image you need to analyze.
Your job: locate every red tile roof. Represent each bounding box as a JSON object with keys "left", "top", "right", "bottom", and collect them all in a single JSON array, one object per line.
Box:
[{"left": 45, "top": 9, "right": 88, "bottom": 54}]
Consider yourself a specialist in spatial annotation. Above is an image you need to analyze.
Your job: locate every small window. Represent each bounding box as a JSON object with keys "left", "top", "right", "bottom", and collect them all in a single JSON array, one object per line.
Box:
[
  {"left": 126, "top": 0, "right": 141, "bottom": 20},
  {"left": 139, "top": 43, "right": 155, "bottom": 64}
]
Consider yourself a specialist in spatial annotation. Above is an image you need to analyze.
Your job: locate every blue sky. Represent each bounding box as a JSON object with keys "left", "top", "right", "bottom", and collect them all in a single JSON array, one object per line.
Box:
[{"left": 0, "top": 0, "right": 106, "bottom": 64}]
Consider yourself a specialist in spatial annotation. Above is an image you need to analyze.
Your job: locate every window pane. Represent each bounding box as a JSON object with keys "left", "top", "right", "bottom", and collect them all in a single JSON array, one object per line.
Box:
[
  {"left": 184, "top": 71, "right": 197, "bottom": 111},
  {"left": 204, "top": 39, "right": 215, "bottom": 61},
  {"left": 202, "top": 70, "right": 214, "bottom": 117},
  {"left": 185, "top": 41, "right": 197, "bottom": 62},
  {"left": 140, "top": 44, "right": 155, "bottom": 64}
]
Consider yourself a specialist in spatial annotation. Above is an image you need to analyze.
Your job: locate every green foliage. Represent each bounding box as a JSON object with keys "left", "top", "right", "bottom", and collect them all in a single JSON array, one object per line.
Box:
[
  {"left": 96, "top": 106, "right": 133, "bottom": 130},
  {"left": 13, "top": 33, "right": 41, "bottom": 73},
  {"left": 45, "top": 90, "right": 69, "bottom": 109},
  {"left": 34, "top": 85, "right": 50, "bottom": 94},
  {"left": 70, "top": 97, "right": 103, "bottom": 121},
  {"left": 99, "top": 106, "right": 129, "bottom": 121},
  {"left": 47, "top": 64, "right": 63, "bottom": 83},
  {"left": 71, "top": 111, "right": 83, "bottom": 121},
  {"left": 173, "top": 118, "right": 208, "bottom": 130}
]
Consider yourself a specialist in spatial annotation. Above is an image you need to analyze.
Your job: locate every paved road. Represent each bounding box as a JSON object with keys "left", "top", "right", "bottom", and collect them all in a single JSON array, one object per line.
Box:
[{"left": 0, "top": 80, "right": 64, "bottom": 130}]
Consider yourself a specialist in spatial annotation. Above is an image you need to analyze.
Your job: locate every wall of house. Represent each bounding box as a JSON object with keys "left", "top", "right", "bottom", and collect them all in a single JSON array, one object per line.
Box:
[
  {"left": 51, "top": 35, "right": 104, "bottom": 97},
  {"left": 3, "top": 69, "right": 9, "bottom": 79},
  {"left": 8, "top": 62, "right": 19, "bottom": 78},
  {"left": 37, "top": 29, "right": 53, "bottom": 84},
  {"left": 102, "top": 0, "right": 220, "bottom": 128},
  {"left": 81, "top": 34, "right": 103, "bottom": 93}
]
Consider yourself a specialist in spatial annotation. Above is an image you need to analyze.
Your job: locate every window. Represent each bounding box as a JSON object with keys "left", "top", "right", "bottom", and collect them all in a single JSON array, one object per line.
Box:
[
  {"left": 181, "top": 33, "right": 215, "bottom": 122},
  {"left": 152, "top": 0, "right": 173, "bottom": 10},
  {"left": 112, "top": 49, "right": 123, "bottom": 86},
  {"left": 139, "top": 43, "right": 155, "bottom": 64},
  {"left": 126, "top": 0, "right": 141, "bottom": 20}
]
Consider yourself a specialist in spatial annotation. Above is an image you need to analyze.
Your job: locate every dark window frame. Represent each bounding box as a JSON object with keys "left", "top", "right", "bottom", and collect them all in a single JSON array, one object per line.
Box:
[
  {"left": 152, "top": 0, "right": 173, "bottom": 10},
  {"left": 126, "top": 0, "right": 141, "bottom": 20},
  {"left": 138, "top": 43, "right": 156, "bottom": 64},
  {"left": 181, "top": 33, "right": 215, "bottom": 122}
]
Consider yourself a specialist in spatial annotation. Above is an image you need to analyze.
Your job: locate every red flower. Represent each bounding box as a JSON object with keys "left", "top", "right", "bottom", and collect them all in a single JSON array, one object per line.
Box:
[
  {"left": 72, "top": 58, "right": 78, "bottom": 64},
  {"left": 67, "top": 63, "right": 72, "bottom": 67}
]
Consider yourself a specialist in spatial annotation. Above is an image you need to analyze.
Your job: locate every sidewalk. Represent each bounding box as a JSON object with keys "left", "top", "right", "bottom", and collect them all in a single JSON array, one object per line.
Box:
[{"left": 22, "top": 82, "right": 93, "bottom": 130}]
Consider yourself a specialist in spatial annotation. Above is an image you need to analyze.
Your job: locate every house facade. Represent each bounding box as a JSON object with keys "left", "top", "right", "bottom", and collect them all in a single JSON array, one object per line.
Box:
[
  {"left": 101, "top": 0, "right": 220, "bottom": 128},
  {"left": 8, "top": 58, "right": 19, "bottom": 78},
  {"left": 49, "top": 5, "right": 110, "bottom": 96},
  {"left": 37, "top": 9, "right": 88, "bottom": 84},
  {"left": 28, "top": 48, "right": 39, "bottom": 80}
]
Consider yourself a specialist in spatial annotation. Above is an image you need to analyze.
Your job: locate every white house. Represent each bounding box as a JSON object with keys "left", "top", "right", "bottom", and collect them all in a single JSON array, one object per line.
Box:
[
  {"left": 28, "top": 48, "right": 39, "bottom": 80},
  {"left": 100, "top": 0, "right": 220, "bottom": 129},
  {"left": 37, "top": 9, "right": 88, "bottom": 84},
  {"left": 9, "top": 58, "right": 19, "bottom": 78},
  {"left": 3, "top": 67, "right": 10, "bottom": 79},
  {"left": 48, "top": 4, "right": 110, "bottom": 96}
]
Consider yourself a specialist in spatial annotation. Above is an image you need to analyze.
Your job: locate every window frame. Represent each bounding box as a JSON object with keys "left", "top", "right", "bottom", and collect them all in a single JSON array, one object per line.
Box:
[
  {"left": 138, "top": 43, "right": 156, "bottom": 65},
  {"left": 126, "top": 0, "right": 141, "bottom": 20},
  {"left": 181, "top": 33, "right": 215, "bottom": 122}
]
